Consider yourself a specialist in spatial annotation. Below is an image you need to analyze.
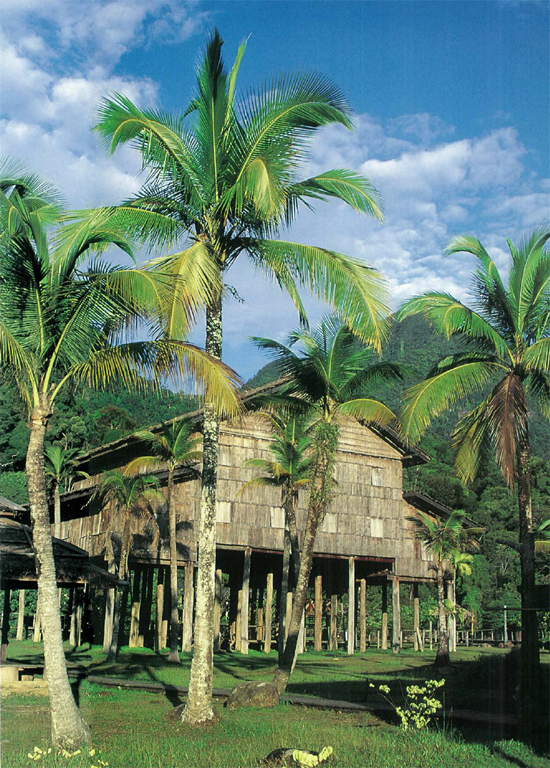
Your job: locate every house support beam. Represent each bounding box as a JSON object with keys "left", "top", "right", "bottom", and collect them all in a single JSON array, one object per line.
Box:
[
  {"left": 314, "top": 574, "right": 323, "bottom": 652},
  {"left": 359, "top": 578, "right": 367, "bottom": 653},
  {"left": 264, "top": 571, "right": 273, "bottom": 653},
  {"left": 381, "top": 582, "right": 388, "bottom": 650},
  {"left": 240, "top": 547, "right": 251, "bottom": 654},
  {"left": 392, "top": 576, "right": 401, "bottom": 654},
  {"left": 347, "top": 557, "right": 355, "bottom": 655}
]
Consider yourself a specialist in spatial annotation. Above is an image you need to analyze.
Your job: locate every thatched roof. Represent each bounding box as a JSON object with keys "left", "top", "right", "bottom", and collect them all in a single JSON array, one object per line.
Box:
[
  {"left": 0, "top": 516, "right": 125, "bottom": 589},
  {"left": 74, "top": 377, "right": 429, "bottom": 472}
]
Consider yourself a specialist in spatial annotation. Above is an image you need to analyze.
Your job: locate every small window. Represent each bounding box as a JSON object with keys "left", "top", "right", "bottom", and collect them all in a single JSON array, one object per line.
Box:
[
  {"left": 371, "top": 467, "right": 384, "bottom": 486},
  {"left": 93, "top": 510, "right": 102, "bottom": 535},
  {"left": 216, "top": 501, "right": 231, "bottom": 523},
  {"left": 321, "top": 513, "right": 337, "bottom": 533},
  {"left": 270, "top": 506, "right": 285, "bottom": 529},
  {"left": 371, "top": 518, "right": 384, "bottom": 538},
  {"left": 421, "top": 542, "right": 433, "bottom": 561}
]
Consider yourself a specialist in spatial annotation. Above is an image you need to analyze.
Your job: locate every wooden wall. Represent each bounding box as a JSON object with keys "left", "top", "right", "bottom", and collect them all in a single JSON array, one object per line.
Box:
[{"left": 65, "top": 414, "right": 435, "bottom": 581}]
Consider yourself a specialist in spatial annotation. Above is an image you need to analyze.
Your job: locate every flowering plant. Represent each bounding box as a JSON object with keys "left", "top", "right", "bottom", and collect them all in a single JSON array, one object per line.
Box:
[{"left": 369, "top": 678, "right": 445, "bottom": 731}]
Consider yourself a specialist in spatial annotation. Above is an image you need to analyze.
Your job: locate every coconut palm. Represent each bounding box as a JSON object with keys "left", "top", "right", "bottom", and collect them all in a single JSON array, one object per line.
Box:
[
  {"left": 125, "top": 421, "right": 203, "bottom": 663},
  {"left": 44, "top": 444, "right": 87, "bottom": 539},
  {"left": 398, "top": 229, "right": 550, "bottom": 734},
  {"left": 239, "top": 413, "right": 313, "bottom": 660},
  {"left": 94, "top": 470, "right": 164, "bottom": 662},
  {"left": 408, "top": 509, "right": 471, "bottom": 666},
  {"left": 253, "top": 318, "right": 400, "bottom": 693},
  {"left": 94, "top": 30, "right": 388, "bottom": 724},
  {"left": 0, "top": 162, "right": 239, "bottom": 748}
]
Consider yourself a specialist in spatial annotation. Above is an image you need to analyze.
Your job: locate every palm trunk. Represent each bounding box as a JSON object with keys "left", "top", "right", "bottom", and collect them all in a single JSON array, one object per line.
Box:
[
  {"left": 167, "top": 467, "right": 180, "bottom": 664},
  {"left": 107, "top": 513, "right": 131, "bottom": 663},
  {"left": 277, "top": 527, "right": 291, "bottom": 663},
  {"left": 285, "top": 491, "right": 301, "bottom": 581},
  {"left": 516, "top": 437, "right": 539, "bottom": 742},
  {"left": 54, "top": 483, "right": 61, "bottom": 540},
  {"left": 183, "top": 297, "right": 222, "bottom": 725},
  {"left": 273, "top": 422, "right": 338, "bottom": 695},
  {"left": 435, "top": 565, "right": 449, "bottom": 667},
  {"left": 26, "top": 402, "right": 90, "bottom": 748}
]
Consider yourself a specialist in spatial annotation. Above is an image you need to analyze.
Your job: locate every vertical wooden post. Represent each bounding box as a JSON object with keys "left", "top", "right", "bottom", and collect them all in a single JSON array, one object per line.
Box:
[
  {"left": 413, "top": 583, "right": 420, "bottom": 652},
  {"left": 285, "top": 591, "right": 293, "bottom": 641},
  {"left": 213, "top": 568, "right": 222, "bottom": 652},
  {"left": 1, "top": 588, "right": 11, "bottom": 662},
  {"left": 330, "top": 594, "right": 338, "bottom": 651},
  {"left": 359, "top": 578, "right": 367, "bottom": 653},
  {"left": 69, "top": 587, "right": 78, "bottom": 647},
  {"left": 76, "top": 587, "right": 83, "bottom": 648},
  {"left": 156, "top": 568, "right": 164, "bottom": 651},
  {"left": 236, "top": 589, "right": 242, "bottom": 652},
  {"left": 381, "top": 581, "right": 388, "bottom": 650},
  {"left": 129, "top": 568, "right": 141, "bottom": 648},
  {"left": 16, "top": 589, "right": 25, "bottom": 641},
  {"left": 314, "top": 574, "right": 323, "bottom": 652},
  {"left": 347, "top": 557, "right": 355, "bottom": 656},
  {"left": 392, "top": 576, "right": 401, "bottom": 653},
  {"left": 297, "top": 608, "right": 305, "bottom": 655},
  {"left": 429, "top": 620, "right": 433, "bottom": 650},
  {"left": 241, "top": 547, "right": 251, "bottom": 655},
  {"left": 182, "top": 561, "right": 194, "bottom": 653},
  {"left": 138, "top": 567, "right": 150, "bottom": 647},
  {"left": 161, "top": 568, "right": 169, "bottom": 650},
  {"left": 264, "top": 572, "right": 273, "bottom": 654}
]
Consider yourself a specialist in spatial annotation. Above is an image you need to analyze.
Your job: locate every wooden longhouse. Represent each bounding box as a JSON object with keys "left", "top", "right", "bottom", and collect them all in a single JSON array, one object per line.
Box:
[{"left": 55, "top": 382, "right": 447, "bottom": 655}]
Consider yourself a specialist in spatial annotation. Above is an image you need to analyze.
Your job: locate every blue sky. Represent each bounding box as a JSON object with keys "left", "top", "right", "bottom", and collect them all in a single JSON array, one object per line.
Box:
[{"left": 2, "top": 0, "right": 549, "bottom": 380}]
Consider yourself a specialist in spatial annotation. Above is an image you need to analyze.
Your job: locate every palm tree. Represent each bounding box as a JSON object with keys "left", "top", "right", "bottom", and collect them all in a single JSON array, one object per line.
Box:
[
  {"left": 94, "top": 470, "right": 164, "bottom": 662},
  {"left": 0, "top": 162, "right": 239, "bottom": 748},
  {"left": 408, "top": 509, "right": 471, "bottom": 666},
  {"left": 125, "top": 421, "right": 203, "bottom": 664},
  {"left": 44, "top": 444, "right": 87, "bottom": 539},
  {"left": 398, "top": 229, "right": 550, "bottom": 736},
  {"left": 446, "top": 549, "right": 474, "bottom": 652},
  {"left": 239, "top": 413, "right": 313, "bottom": 660},
  {"left": 94, "top": 30, "right": 388, "bottom": 724},
  {"left": 253, "top": 318, "right": 400, "bottom": 693}
]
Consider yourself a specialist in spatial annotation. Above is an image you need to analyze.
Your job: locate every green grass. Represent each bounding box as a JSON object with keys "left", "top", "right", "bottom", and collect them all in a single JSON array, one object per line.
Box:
[
  {"left": 2, "top": 683, "right": 550, "bottom": 768},
  {"left": 4, "top": 641, "right": 550, "bottom": 767}
]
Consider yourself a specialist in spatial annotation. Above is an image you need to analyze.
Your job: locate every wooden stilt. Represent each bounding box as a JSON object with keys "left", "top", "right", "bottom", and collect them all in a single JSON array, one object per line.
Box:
[
  {"left": 241, "top": 547, "right": 251, "bottom": 655},
  {"left": 330, "top": 594, "right": 338, "bottom": 651},
  {"left": 214, "top": 568, "right": 222, "bottom": 652},
  {"left": 347, "top": 557, "right": 355, "bottom": 656},
  {"left": 359, "top": 578, "right": 367, "bottom": 653},
  {"left": 285, "top": 591, "right": 293, "bottom": 641},
  {"left": 1, "top": 588, "right": 11, "bottom": 662},
  {"left": 413, "top": 583, "right": 420, "bottom": 652},
  {"left": 297, "top": 608, "right": 305, "bottom": 655},
  {"left": 103, "top": 539, "right": 116, "bottom": 653},
  {"left": 381, "top": 581, "right": 388, "bottom": 650},
  {"left": 257, "top": 605, "right": 264, "bottom": 643},
  {"left": 76, "top": 588, "right": 83, "bottom": 648},
  {"left": 236, "top": 589, "right": 242, "bottom": 652},
  {"left": 392, "top": 576, "right": 401, "bottom": 654},
  {"left": 161, "top": 567, "right": 169, "bottom": 650},
  {"left": 16, "top": 589, "right": 25, "bottom": 641},
  {"left": 138, "top": 566, "right": 149, "bottom": 647},
  {"left": 314, "top": 574, "right": 323, "bottom": 652},
  {"left": 156, "top": 569, "right": 164, "bottom": 651},
  {"left": 264, "top": 572, "right": 273, "bottom": 653},
  {"left": 69, "top": 587, "right": 78, "bottom": 647},
  {"left": 182, "top": 561, "right": 194, "bottom": 652},
  {"left": 129, "top": 568, "right": 142, "bottom": 648}
]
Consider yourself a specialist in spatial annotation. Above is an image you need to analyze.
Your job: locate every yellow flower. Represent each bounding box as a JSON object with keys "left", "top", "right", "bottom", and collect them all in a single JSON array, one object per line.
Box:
[{"left": 89, "top": 749, "right": 96, "bottom": 757}]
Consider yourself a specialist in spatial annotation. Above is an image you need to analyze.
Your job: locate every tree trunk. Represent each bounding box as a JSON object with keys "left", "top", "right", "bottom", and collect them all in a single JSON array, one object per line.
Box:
[
  {"left": 107, "top": 513, "right": 132, "bottom": 663},
  {"left": 26, "top": 403, "right": 90, "bottom": 747},
  {"left": 435, "top": 566, "right": 449, "bottom": 667},
  {"left": 167, "top": 468, "right": 180, "bottom": 664},
  {"left": 516, "top": 438, "right": 540, "bottom": 743},
  {"left": 273, "top": 421, "right": 338, "bottom": 695},
  {"left": 183, "top": 298, "right": 222, "bottom": 725},
  {"left": 285, "top": 492, "right": 301, "bottom": 582},
  {"left": 278, "top": 527, "right": 291, "bottom": 662},
  {"left": 54, "top": 483, "right": 61, "bottom": 540}
]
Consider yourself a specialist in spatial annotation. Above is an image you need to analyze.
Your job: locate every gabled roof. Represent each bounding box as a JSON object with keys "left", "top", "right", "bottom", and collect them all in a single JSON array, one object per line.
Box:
[
  {"left": 403, "top": 490, "right": 477, "bottom": 527},
  {"left": 75, "top": 377, "right": 428, "bottom": 471},
  {"left": 0, "top": 495, "right": 26, "bottom": 514}
]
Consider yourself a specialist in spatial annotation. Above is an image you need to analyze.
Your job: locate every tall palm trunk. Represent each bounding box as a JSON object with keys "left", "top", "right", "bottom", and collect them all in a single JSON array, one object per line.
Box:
[
  {"left": 183, "top": 298, "right": 222, "bottom": 725},
  {"left": 277, "top": 527, "right": 291, "bottom": 663},
  {"left": 167, "top": 467, "right": 180, "bottom": 663},
  {"left": 435, "top": 564, "right": 449, "bottom": 667},
  {"left": 516, "top": 436, "right": 539, "bottom": 742},
  {"left": 26, "top": 401, "right": 90, "bottom": 748},
  {"left": 107, "top": 513, "right": 131, "bottom": 663},
  {"left": 273, "top": 422, "right": 338, "bottom": 695},
  {"left": 277, "top": 490, "right": 301, "bottom": 663},
  {"left": 285, "top": 490, "right": 301, "bottom": 579},
  {"left": 54, "top": 482, "right": 61, "bottom": 540}
]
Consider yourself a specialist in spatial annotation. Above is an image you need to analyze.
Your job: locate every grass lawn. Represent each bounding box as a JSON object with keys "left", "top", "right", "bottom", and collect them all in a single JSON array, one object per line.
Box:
[{"left": 3, "top": 641, "right": 550, "bottom": 767}]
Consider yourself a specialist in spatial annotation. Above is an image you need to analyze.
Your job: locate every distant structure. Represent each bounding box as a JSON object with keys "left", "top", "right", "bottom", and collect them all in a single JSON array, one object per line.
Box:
[{"left": 55, "top": 381, "right": 449, "bottom": 655}]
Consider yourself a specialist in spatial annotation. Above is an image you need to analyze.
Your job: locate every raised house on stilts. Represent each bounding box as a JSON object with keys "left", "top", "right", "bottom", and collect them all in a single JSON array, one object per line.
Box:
[{"left": 53, "top": 381, "right": 446, "bottom": 655}]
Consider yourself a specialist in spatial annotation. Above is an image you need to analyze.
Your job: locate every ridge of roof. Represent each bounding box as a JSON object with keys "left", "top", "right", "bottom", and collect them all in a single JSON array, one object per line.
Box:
[{"left": 75, "top": 376, "right": 428, "bottom": 468}]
